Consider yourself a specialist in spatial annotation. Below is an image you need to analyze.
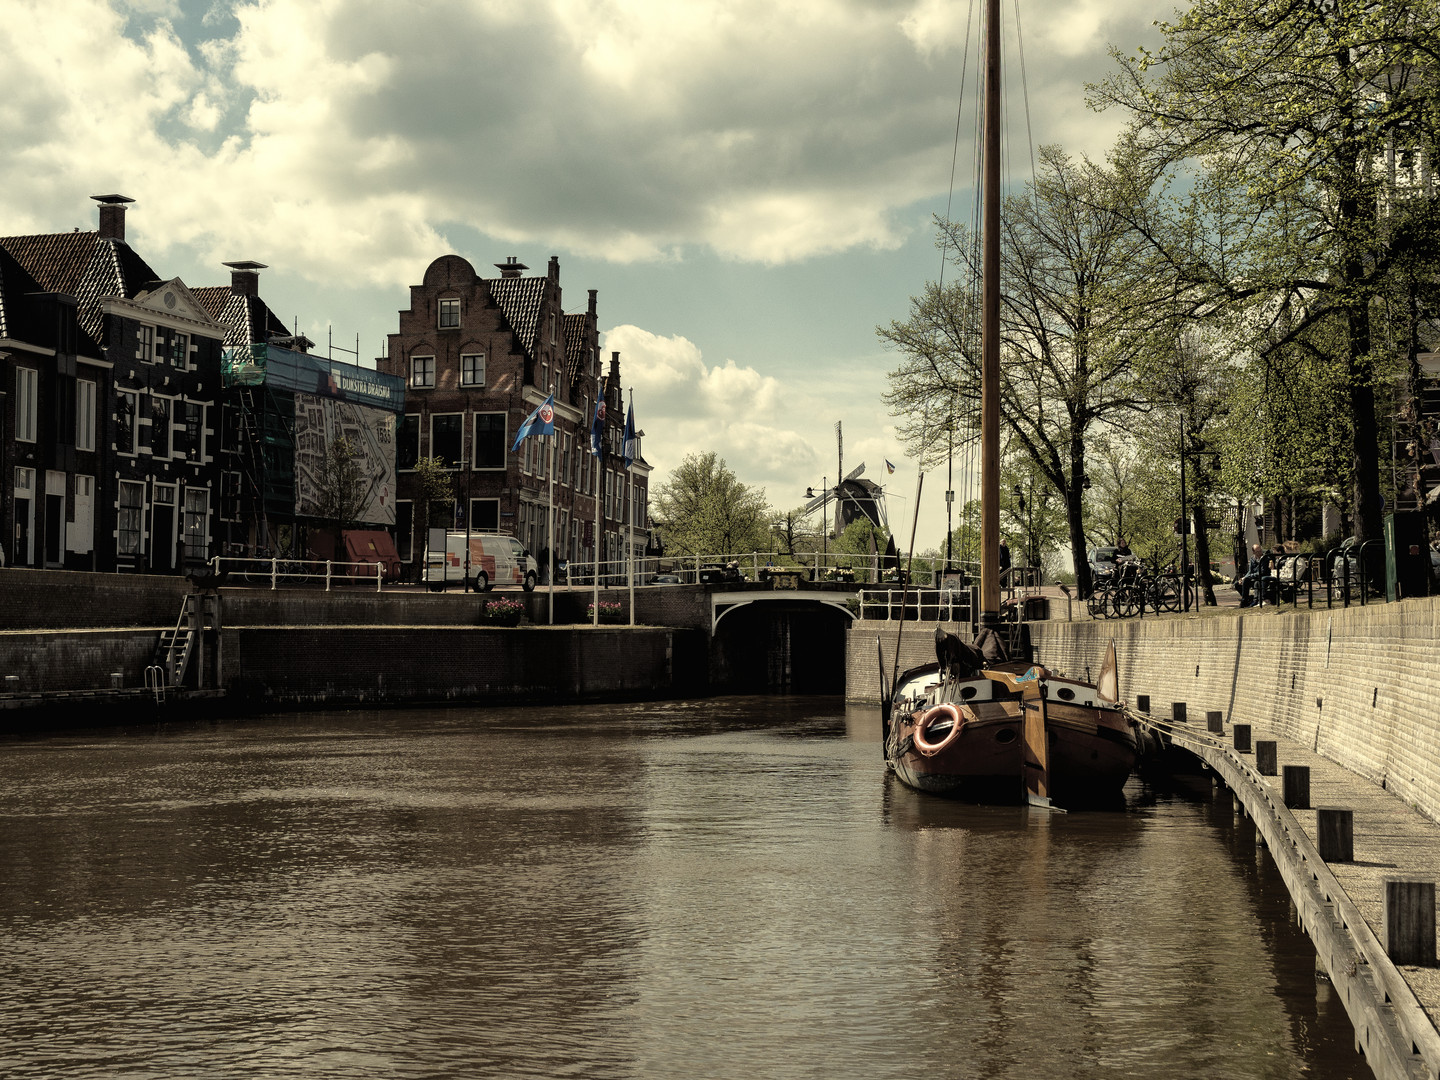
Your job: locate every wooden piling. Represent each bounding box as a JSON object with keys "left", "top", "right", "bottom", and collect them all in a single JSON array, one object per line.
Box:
[
  {"left": 1383, "top": 879, "right": 1437, "bottom": 967},
  {"left": 1283, "top": 764, "right": 1310, "bottom": 809},
  {"left": 1234, "top": 724, "right": 1252, "bottom": 753},
  {"left": 1206, "top": 709, "right": 1223, "bottom": 733},
  {"left": 1172, "top": 701, "right": 1187, "bottom": 724},
  {"left": 1256, "top": 740, "right": 1277, "bottom": 775},
  {"left": 1316, "top": 808, "right": 1353, "bottom": 862}
]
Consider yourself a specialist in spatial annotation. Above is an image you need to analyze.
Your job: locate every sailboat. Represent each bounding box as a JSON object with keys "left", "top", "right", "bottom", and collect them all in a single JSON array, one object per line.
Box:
[{"left": 881, "top": 0, "right": 1138, "bottom": 807}]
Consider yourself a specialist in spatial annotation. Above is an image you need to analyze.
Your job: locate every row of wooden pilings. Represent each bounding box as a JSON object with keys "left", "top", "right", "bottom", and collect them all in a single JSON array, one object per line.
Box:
[{"left": 1135, "top": 693, "right": 1438, "bottom": 970}]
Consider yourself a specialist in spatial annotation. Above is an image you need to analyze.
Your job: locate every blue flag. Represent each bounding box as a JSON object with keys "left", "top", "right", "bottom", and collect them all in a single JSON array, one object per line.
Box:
[
  {"left": 622, "top": 403, "right": 637, "bottom": 469},
  {"left": 511, "top": 393, "right": 555, "bottom": 452},
  {"left": 590, "top": 389, "right": 607, "bottom": 457},
  {"left": 885, "top": 459, "right": 896, "bottom": 475}
]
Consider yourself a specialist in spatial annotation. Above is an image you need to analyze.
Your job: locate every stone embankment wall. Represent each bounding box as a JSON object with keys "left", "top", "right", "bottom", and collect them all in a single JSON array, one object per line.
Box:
[{"left": 846, "top": 599, "right": 1440, "bottom": 823}]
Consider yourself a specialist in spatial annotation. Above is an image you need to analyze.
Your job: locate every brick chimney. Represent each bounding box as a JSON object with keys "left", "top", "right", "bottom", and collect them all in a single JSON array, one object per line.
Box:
[
  {"left": 494, "top": 257, "right": 528, "bottom": 278},
  {"left": 223, "top": 260, "right": 267, "bottom": 296},
  {"left": 588, "top": 289, "right": 597, "bottom": 316},
  {"left": 609, "top": 350, "right": 622, "bottom": 409},
  {"left": 91, "top": 194, "right": 134, "bottom": 241},
  {"left": 548, "top": 255, "right": 559, "bottom": 281}
]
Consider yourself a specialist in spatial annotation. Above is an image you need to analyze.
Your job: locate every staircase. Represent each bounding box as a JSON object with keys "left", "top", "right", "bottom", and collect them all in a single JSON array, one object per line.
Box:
[{"left": 153, "top": 592, "right": 221, "bottom": 689}]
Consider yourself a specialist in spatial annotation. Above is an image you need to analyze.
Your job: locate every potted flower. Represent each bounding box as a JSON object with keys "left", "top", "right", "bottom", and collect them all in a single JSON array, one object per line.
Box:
[
  {"left": 477, "top": 597, "right": 524, "bottom": 626},
  {"left": 587, "top": 601, "right": 625, "bottom": 624}
]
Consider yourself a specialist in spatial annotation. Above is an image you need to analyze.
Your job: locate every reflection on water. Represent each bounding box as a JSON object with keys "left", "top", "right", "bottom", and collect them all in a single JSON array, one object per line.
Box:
[{"left": 0, "top": 697, "right": 1368, "bottom": 1079}]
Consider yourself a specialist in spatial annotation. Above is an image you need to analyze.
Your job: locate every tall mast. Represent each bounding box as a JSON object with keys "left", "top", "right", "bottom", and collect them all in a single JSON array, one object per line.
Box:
[{"left": 979, "top": 0, "right": 1002, "bottom": 629}]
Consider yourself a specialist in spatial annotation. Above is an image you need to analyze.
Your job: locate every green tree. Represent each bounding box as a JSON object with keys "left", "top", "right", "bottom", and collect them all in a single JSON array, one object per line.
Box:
[
  {"left": 652, "top": 452, "right": 771, "bottom": 557},
  {"left": 880, "top": 145, "right": 1178, "bottom": 599},
  {"left": 412, "top": 456, "right": 455, "bottom": 575},
  {"left": 1091, "top": 0, "right": 1440, "bottom": 545},
  {"left": 313, "top": 436, "right": 367, "bottom": 551}
]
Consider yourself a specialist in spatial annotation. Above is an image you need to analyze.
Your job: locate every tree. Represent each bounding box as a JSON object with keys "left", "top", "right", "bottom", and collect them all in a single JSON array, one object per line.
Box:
[
  {"left": 1090, "top": 0, "right": 1440, "bottom": 545},
  {"left": 652, "top": 452, "right": 771, "bottom": 557},
  {"left": 313, "top": 436, "right": 367, "bottom": 551},
  {"left": 880, "top": 145, "right": 1179, "bottom": 599},
  {"left": 411, "top": 456, "right": 454, "bottom": 577}
]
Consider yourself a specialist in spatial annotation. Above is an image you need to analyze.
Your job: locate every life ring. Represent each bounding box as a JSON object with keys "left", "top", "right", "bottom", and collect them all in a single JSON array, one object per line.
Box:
[{"left": 913, "top": 702, "right": 965, "bottom": 757}]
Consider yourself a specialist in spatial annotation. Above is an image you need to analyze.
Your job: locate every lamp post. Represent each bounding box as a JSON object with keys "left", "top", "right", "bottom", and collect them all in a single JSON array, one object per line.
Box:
[{"left": 805, "top": 478, "right": 828, "bottom": 578}]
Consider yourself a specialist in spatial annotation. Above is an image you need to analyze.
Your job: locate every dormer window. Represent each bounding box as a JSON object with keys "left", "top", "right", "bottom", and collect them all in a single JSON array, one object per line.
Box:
[{"left": 438, "top": 298, "right": 460, "bottom": 329}]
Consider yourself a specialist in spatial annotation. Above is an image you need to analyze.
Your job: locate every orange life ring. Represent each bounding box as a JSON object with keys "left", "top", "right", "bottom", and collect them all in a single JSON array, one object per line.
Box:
[{"left": 913, "top": 702, "right": 965, "bottom": 757}]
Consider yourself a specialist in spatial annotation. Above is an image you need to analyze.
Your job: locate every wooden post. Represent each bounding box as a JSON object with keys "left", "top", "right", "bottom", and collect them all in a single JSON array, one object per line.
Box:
[
  {"left": 1206, "top": 709, "right": 1223, "bottom": 733},
  {"left": 1234, "top": 724, "right": 1252, "bottom": 753},
  {"left": 1256, "top": 740, "right": 1277, "bottom": 775},
  {"left": 1316, "top": 808, "right": 1353, "bottom": 862},
  {"left": 1282, "top": 764, "right": 1310, "bottom": 809},
  {"left": 1172, "top": 701, "right": 1187, "bottom": 724},
  {"left": 1137, "top": 694, "right": 1150, "bottom": 713},
  {"left": 1384, "top": 879, "right": 1437, "bottom": 967}
]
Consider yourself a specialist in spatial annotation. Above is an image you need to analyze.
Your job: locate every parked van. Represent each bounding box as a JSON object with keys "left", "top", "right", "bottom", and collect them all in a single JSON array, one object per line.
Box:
[{"left": 424, "top": 532, "right": 538, "bottom": 591}]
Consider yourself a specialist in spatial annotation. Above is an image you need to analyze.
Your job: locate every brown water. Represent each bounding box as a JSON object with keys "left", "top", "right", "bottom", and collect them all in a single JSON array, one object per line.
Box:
[{"left": 0, "top": 697, "right": 1369, "bottom": 1079}]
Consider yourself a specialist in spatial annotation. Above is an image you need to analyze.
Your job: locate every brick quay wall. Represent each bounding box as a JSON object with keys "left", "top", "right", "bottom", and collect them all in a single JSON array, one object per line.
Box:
[{"left": 847, "top": 598, "right": 1440, "bottom": 824}]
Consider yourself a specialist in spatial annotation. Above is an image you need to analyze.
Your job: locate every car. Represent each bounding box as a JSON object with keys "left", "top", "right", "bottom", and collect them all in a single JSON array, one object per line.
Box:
[
  {"left": 651, "top": 572, "right": 682, "bottom": 585},
  {"left": 697, "top": 562, "right": 743, "bottom": 585}
]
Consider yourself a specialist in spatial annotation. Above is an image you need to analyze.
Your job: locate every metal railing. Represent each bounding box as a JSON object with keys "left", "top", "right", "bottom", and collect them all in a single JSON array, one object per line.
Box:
[
  {"left": 214, "top": 555, "right": 385, "bottom": 591},
  {"left": 855, "top": 587, "right": 973, "bottom": 623}
]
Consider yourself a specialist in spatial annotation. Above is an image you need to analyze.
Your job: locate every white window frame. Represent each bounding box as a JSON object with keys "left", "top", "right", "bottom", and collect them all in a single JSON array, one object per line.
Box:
[
  {"left": 138, "top": 324, "right": 155, "bottom": 363},
  {"left": 429, "top": 411, "right": 464, "bottom": 468},
  {"left": 76, "top": 378, "right": 96, "bottom": 452},
  {"left": 117, "top": 389, "right": 140, "bottom": 456},
  {"left": 438, "top": 298, "right": 460, "bottom": 329},
  {"left": 472, "top": 412, "right": 507, "bottom": 471},
  {"left": 117, "top": 480, "right": 145, "bottom": 556},
  {"left": 410, "top": 355, "right": 435, "bottom": 389},
  {"left": 461, "top": 353, "right": 485, "bottom": 387},
  {"left": 469, "top": 498, "right": 501, "bottom": 532},
  {"left": 172, "top": 331, "right": 190, "bottom": 369},
  {"left": 15, "top": 367, "right": 37, "bottom": 443},
  {"left": 183, "top": 487, "right": 209, "bottom": 560}
]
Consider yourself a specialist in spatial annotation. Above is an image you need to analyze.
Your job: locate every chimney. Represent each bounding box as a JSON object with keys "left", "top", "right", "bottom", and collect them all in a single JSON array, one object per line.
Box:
[
  {"left": 588, "top": 289, "right": 597, "bottom": 316},
  {"left": 548, "top": 255, "right": 560, "bottom": 281},
  {"left": 494, "top": 256, "right": 528, "bottom": 278},
  {"left": 91, "top": 194, "right": 134, "bottom": 241},
  {"left": 223, "top": 260, "right": 268, "bottom": 296},
  {"left": 609, "top": 350, "right": 621, "bottom": 406}
]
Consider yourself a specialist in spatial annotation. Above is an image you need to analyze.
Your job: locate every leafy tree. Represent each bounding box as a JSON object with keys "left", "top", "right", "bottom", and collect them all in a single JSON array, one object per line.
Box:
[
  {"left": 411, "top": 456, "right": 455, "bottom": 575},
  {"left": 313, "top": 435, "right": 367, "bottom": 553},
  {"left": 880, "top": 145, "right": 1179, "bottom": 599},
  {"left": 1090, "top": 0, "right": 1440, "bottom": 545},
  {"left": 652, "top": 452, "right": 771, "bottom": 557}
]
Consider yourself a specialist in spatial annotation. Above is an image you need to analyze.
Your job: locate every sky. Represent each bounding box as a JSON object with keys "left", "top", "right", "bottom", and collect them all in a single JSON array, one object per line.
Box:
[{"left": 0, "top": 0, "right": 1165, "bottom": 554}]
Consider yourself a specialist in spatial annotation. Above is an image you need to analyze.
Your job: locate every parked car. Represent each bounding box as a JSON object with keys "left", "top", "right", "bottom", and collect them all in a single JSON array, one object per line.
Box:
[
  {"left": 652, "top": 572, "right": 682, "bottom": 585},
  {"left": 697, "top": 562, "right": 743, "bottom": 585}
]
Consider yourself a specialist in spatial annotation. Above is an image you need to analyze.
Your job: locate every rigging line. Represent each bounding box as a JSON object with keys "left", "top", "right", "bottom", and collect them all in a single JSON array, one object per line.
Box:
[
  {"left": 1012, "top": 0, "right": 1039, "bottom": 187},
  {"left": 940, "top": 0, "right": 982, "bottom": 292}
]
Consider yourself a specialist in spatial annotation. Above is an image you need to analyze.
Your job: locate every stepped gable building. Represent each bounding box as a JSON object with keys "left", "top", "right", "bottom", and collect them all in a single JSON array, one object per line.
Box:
[
  {"left": 0, "top": 195, "right": 226, "bottom": 571},
  {"left": 381, "top": 253, "right": 649, "bottom": 578}
]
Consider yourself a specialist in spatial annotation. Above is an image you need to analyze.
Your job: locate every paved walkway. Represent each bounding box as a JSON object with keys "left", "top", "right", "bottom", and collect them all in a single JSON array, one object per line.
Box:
[{"left": 1144, "top": 708, "right": 1440, "bottom": 1080}]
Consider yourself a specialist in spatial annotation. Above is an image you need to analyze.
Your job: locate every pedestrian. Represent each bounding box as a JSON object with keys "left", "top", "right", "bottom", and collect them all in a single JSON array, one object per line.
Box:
[
  {"left": 998, "top": 540, "right": 1011, "bottom": 573},
  {"left": 1115, "top": 537, "right": 1132, "bottom": 559},
  {"left": 1237, "top": 543, "right": 1266, "bottom": 606}
]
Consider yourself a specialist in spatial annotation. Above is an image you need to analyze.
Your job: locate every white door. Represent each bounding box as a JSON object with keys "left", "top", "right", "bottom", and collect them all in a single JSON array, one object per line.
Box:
[{"left": 69, "top": 475, "right": 94, "bottom": 554}]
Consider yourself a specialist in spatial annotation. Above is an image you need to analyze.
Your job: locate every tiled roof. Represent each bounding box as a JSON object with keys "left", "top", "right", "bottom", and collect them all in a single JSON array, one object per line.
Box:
[
  {"left": 192, "top": 286, "right": 290, "bottom": 347},
  {"left": 0, "top": 230, "right": 162, "bottom": 346},
  {"left": 486, "top": 275, "right": 547, "bottom": 360},
  {"left": 563, "top": 312, "right": 589, "bottom": 386}
]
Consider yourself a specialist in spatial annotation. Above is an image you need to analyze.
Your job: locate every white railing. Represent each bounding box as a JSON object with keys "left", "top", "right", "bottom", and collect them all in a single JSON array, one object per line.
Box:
[
  {"left": 855, "top": 587, "right": 973, "bottom": 622},
  {"left": 215, "top": 556, "right": 385, "bottom": 592}
]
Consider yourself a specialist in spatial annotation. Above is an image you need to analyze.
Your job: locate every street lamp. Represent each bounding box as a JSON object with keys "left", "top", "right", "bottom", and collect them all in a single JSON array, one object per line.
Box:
[{"left": 805, "top": 477, "right": 829, "bottom": 576}]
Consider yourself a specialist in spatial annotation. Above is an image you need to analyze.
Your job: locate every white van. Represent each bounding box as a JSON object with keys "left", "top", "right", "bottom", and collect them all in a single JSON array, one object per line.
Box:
[{"left": 423, "top": 532, "right": 538, "bottom": 592}]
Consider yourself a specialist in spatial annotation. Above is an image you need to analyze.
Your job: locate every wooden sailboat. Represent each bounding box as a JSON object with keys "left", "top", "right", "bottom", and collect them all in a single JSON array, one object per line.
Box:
[{"left": 882, "top": 0, "right": 1137, "bottom": 807}]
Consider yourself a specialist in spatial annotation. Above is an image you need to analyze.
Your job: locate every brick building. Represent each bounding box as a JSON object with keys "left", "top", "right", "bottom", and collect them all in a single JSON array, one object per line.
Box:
[
  {"left": 0, "top": 196, "right": 226, "bottom": 572},
  {"left": 380, "top": 254, "right": 649, "bottom": 580}
]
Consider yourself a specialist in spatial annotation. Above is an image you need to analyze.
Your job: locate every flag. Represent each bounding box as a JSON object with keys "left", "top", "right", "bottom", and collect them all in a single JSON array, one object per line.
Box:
[
  {"left": 885, "top": 459, "right": 896, "bottom": 475},
  {"left": 590, "top": 390, "right": 607, "bottom": 457},
  {"left": 622, "top": 403, "right": 637, "bottom": 469},
  {"left": 511, "top": 393, "right": 555, "bottom": 452}
]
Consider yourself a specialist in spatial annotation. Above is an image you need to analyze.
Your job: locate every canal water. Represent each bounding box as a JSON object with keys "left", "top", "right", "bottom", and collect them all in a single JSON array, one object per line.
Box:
[{"left": 0, "top": 697, "right": 1369, "bottom": 1079}]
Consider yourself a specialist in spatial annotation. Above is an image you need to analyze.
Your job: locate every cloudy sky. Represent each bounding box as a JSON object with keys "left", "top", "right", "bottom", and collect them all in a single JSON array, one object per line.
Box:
[{"left": 1, "top": 0, "right": 1163, "bottom": 553}]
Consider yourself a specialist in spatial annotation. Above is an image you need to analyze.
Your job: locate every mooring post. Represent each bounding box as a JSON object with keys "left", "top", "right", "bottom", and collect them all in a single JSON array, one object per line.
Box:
[
  {"left": 1172, "top": 701, "right": 1187, "bottom": 725},
  {"left": 1137, "top": 694, "right": 1150, "bottom": 714},
  {"left": 1282, "top": 764, "right": 1310, "bottom": 809},
  {"left": 1383, "top": 879, "right": 1437, "bottom": 967},
  {"left": 1206, "top": 710, "right": 1223, "bottom": 733},
  {"left": 1255, "top": 740, "right": 1277, "bottom": 775},
  {"left": 1316, "top": 808, "right": 1353, "bottom": 862},
  {"left": 1234, "top": 724, "right": 1252, "bottom": 754}
]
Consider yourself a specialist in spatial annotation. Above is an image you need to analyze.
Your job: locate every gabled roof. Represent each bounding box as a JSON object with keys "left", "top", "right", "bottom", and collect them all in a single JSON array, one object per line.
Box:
[
  {"left": 486, "top": 274, "right": 548, "bottom": 360},
  {"left": 192, "top": 286, "right": 291, "bottom": 348},
  {"left": 0, "top": 247, "right": 38, "bottom": 342},
  {"left": 0, "top": 230, "right": 162, "bottom": 346},
  {"left": 564, "top": 311, "right": 590, "bottom": 386}
]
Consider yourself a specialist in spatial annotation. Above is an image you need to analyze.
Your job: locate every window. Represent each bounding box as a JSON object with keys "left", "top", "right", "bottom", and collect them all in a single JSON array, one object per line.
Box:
[
  {"left": 183, "top": 487, "right": 209, "bottom": 560},
  {"left": 396, "top": 499, "right": 413, "bottom": 561},
  {"left": 15, "top": 367, "right": 37, "bottom": 442},
  {"left": 470, "top": 498, "right": 500, "bottom": 532},
  {"left": 540, "top": 363, "right": 549, "bottom": 393},
  {"left": 185, "top": 402, "right": 205, "bottom": 461},
  {"left": 139, "top": 324, "right": 155, "bottom": 363},
  {"left": 397, "top": 415, "right": 420, "bottom": 470},
  {"left": 410, "top": 355, "right": 435, "bottom": 388},
  {"left": 438, "top": 298, "right": 460, "bottom": 328},
  {"left": 76, "top": 379, "right": 95, "bottom": 452},
  {"left": 473, "top": 413, "right": 505, "bottom": 470},
  {"left": 561, "top": 433, "right": 572, "bottom": 486},
  {"left": 172, "top": 332, "right": 189, "bottom": 367},
  {"left": 461, "top": 353, "right": 485, "bottom": 387},
  {"left": 118, "top": 481, "right": 144, "bottom": 556},
  {"left": 117, "top": 390, "right": 139, "bottom": 455},
  {"left": 430, "top": 413, "right": 463, "bottom": 467},
  {"left": 150, "top": 395, "right": 172, "bottom": 458}
]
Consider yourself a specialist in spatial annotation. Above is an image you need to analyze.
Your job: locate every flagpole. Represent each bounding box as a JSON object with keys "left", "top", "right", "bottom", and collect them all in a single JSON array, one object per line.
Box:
[
  {"left": 546, "top": 378, "right": 556, "bottom": 626},
  {"left": 627, "top": 388, "right": 635, "bottom": 626},
  {"left": 593, "top": 380, "right": 604, "bottom": 627}
]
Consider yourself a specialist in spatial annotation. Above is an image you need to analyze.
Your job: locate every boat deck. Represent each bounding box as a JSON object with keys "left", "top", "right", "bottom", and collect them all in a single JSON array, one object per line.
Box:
[{"left": 1141, "top": 708, "right": 1440, "bottom": 1080}]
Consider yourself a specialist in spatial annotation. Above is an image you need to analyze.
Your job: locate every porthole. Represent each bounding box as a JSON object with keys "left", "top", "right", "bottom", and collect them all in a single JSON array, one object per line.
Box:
[
  {"left": 960, "top": 685, "right": 978, "bottom": 700},
  {"left": 1057, "top": 687, "right": 1075, "bottom": 701},
  {"left": 995, "top": 728, "right": 1017, "bottom": 744}
]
